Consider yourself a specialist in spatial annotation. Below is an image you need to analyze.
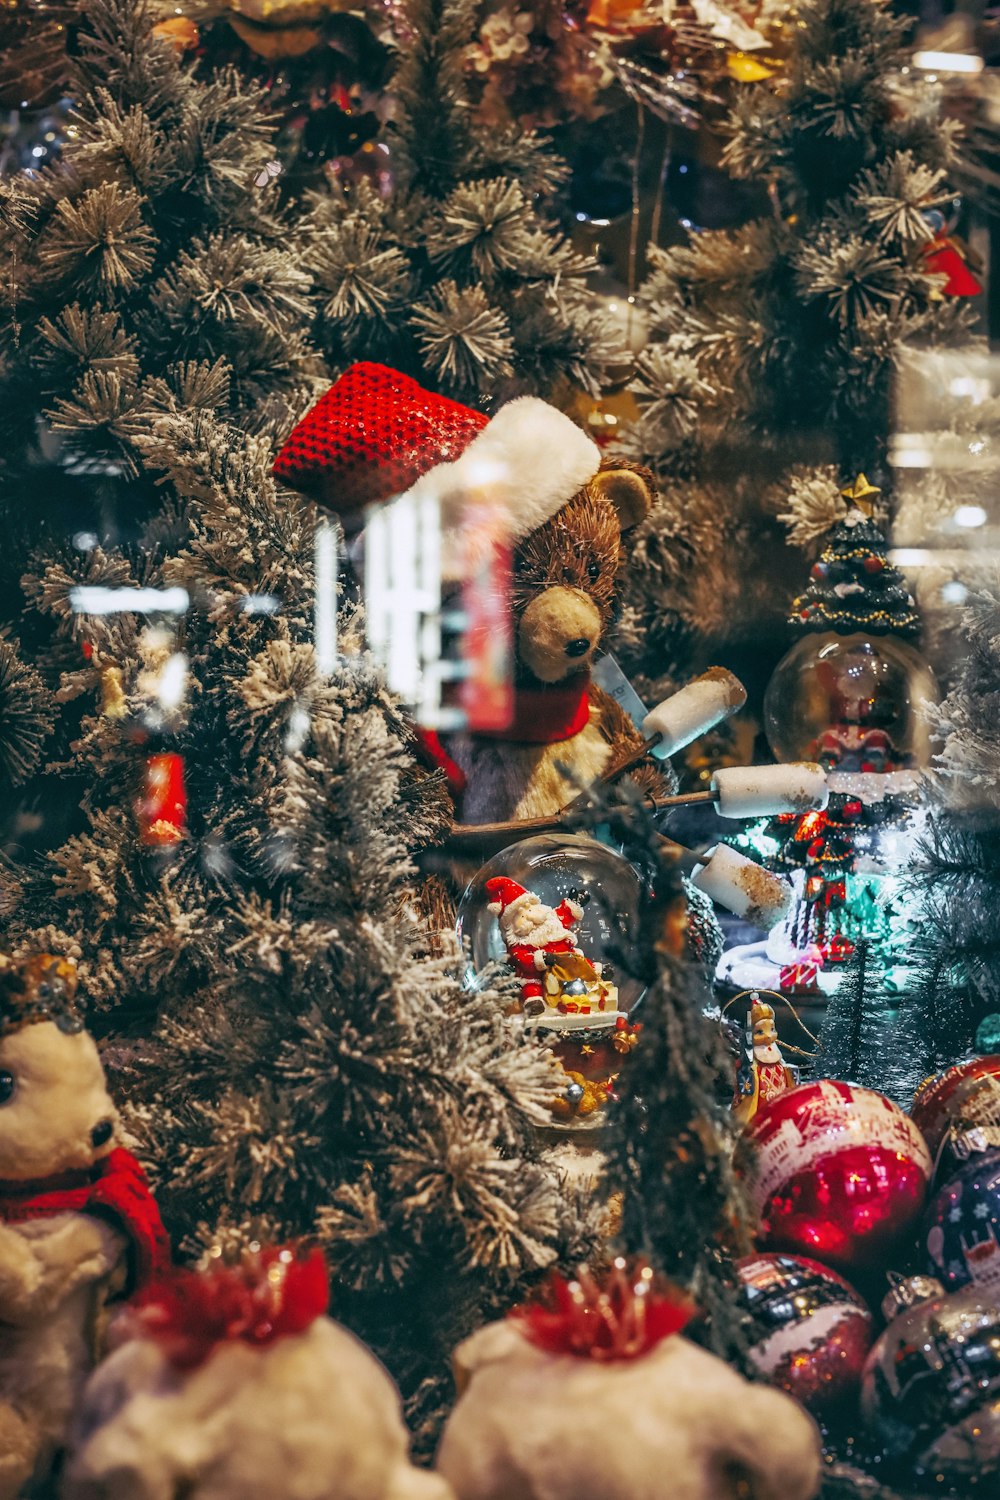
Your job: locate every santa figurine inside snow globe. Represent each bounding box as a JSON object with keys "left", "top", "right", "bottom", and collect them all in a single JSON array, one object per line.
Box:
[{"left": 458, "top": 834, "right": 645, "bottom": 1128}]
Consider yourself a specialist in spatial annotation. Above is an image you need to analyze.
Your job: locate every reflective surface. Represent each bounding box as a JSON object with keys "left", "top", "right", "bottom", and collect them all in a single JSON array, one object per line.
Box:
[
  {"left": 456, "top": 833, "right": 646, "bottom": 1014},
  {"left": 764, "top": 632, "right": 939, "bottom": 770}
]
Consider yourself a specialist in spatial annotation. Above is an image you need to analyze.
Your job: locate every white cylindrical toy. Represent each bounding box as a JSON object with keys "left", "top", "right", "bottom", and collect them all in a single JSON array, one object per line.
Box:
[
  {"left": 691, "top": 845, "right": 791, "bottom": 928},
  {"left": 712, "top": 762, "right": 828, "bottom": 820},
  {"left": 642, "top": 669, "right": 747, "bottom": 761}
]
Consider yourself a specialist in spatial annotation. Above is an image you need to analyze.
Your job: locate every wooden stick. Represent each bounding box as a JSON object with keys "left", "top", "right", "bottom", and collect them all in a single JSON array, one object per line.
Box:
[{"left": 443, "top": 787, "right": 714, "bottom": 852}]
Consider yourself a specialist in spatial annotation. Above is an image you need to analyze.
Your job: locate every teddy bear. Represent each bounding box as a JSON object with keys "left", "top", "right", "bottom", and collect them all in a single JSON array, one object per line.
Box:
[
  {"left": 63, "top": 1245, "right": 454, "bottom": 1500},
  {"left": 272, "top": 361, "right": 682, "bottom": 833},
  {"left": 0, "top": 953, "right": 168, "bottom": 1500},
  {"left": 435, "top": 1261, "right": 822, "bottom": 1500}
]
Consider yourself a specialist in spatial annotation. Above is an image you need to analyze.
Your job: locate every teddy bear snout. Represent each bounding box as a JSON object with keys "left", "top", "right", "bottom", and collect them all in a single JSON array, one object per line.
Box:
[
  {"left": 518, "top": 587, "right": 602, "bottom": 684},
  {"left": 90, "top": 1118, "right": 114, "bottom": 1149}
]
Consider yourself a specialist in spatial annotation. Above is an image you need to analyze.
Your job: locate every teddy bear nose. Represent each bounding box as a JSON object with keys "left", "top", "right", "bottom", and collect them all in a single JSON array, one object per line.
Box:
[
  {"left": 91, "top": 1118, "right": 114, "bottom": 1149},
  {"left": 564, "top": 637, "right": 592, "bottom": 658}
]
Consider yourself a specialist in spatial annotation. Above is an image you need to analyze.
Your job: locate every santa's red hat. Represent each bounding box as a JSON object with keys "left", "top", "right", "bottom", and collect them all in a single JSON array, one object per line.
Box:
[
  {"left": 486, "top": 876, "right": 533, "bottom": 918},
  {"left": 273, "top": 363, "right": 601, "bottom": 546}
]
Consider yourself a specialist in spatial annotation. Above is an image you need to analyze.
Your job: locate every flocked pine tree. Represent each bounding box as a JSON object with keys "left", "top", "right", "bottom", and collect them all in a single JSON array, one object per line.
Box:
[
  {"left": 300, "top": 0, "right": 622, "bottom": 403},
  {"left": 0, "top": 0, "right": 600, "bottom": 1445},
  {"left": 613, "top": 0, "right": 970, "bottom": 701},
  {"left": 0, "top": 0, "right": 325, "bottom": 853}
]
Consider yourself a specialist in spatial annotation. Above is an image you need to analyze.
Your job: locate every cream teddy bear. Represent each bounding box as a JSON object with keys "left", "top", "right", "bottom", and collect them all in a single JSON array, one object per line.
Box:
[
  {"left": 0, "top": 954, "right": 167, "bottom": 1499},
  {"left": 63, "top": 1246, "right": 454, "bottom": 1500},
  {"left": 436, "top": 1262, "right": 822, "bottom": 1500}
]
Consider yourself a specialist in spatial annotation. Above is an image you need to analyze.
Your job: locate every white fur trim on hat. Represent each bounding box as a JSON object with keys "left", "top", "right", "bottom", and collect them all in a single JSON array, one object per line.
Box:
[
  {"left": 496, "top": 890, "right": 534, "bottom": 918},
  {"left": 411, "top": 397, "right": 601, "bottom": 549}
]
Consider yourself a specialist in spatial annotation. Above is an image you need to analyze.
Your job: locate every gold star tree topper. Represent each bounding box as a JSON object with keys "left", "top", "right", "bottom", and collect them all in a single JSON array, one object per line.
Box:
[{"left": 841, "top": 473, "right": 881, "bottom": 517}]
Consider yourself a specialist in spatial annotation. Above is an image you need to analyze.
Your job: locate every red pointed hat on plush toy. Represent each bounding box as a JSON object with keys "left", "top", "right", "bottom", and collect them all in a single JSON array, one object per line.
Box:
[{"left": 273, "top": 362, "right": 602, "bottom": 544}]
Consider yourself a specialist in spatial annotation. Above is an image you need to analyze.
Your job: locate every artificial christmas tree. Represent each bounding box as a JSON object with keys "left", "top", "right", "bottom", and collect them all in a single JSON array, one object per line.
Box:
[
  {"left": 614, "top": 0, "right": 971, "bottom": 703},
  {"left": 595, "top": 789, "right": 753, "bottom": 1353},
  {"left": 300, "top": 0, "right": 622, "bottom": 404},
  {"left": 0, "top": 0, "right": 600, "bottom": 1448}
]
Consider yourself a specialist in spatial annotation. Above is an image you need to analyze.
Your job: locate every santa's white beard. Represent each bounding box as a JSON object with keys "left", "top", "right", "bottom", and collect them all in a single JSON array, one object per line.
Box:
[
  {"left": 754, "top": 1042, "right": 783, "bottom": 1067},
  {"left": 501, "top": 904, "right": 570, "bottom": 948}
]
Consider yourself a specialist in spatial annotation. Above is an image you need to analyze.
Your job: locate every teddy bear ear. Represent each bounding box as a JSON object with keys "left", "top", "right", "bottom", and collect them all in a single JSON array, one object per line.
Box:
[{"left": 590, "top": 463, "right": 656, "bottom": 531}]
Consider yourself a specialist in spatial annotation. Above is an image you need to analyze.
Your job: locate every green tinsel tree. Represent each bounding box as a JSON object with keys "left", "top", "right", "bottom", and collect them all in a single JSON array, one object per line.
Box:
[
  {"left": 0, "top": 0, "right": 603, "bottom": 1445},
  {"left": 613, "top": 0, "right": 971, "bottom": 701}
]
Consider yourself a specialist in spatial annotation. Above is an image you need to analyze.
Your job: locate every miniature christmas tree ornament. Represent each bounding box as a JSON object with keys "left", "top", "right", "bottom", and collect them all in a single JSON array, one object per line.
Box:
[{"left": 719, "top": 479, "right": 937, "bottom": 997}]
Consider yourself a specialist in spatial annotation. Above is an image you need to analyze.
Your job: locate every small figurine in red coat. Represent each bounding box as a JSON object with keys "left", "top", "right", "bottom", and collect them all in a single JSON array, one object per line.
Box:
[
  {"left": 0, "top": 954, "right": 168, "bottom": 1499},
  {"left": 486, "top": 876, "right": 619, "bottom": 1019}
]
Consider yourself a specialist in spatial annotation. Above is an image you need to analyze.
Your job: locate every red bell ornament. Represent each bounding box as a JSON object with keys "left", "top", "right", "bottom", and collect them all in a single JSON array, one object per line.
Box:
[{"left": 738, "top": 1080, "right": 932, "bottom": 1274}]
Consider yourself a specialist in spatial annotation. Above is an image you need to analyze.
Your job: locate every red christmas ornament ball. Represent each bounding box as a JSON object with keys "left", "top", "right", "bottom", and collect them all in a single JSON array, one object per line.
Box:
[
  {"left": 739, "top": 1080, "right": 932, "bottom": 1274},
  {"left": 737, "top": 1253, "right": 873, "bottom": 1418},
  {"left": 863, "top": 555, "right": 885, "bottom": 575},
  {"left": 911, "top": 1056, "right": 1000, "bottom": 1174}
]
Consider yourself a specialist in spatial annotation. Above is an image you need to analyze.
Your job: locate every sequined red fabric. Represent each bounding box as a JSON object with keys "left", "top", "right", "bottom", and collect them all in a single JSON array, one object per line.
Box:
[{"left": 272, "top": 362, "right": 488, "bottom": 513}]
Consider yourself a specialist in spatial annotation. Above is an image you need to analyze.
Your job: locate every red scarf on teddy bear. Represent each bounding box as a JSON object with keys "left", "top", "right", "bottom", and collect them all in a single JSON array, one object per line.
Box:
[{"left": 0, "top": 1147, "right": 170, "bottom": 1289}]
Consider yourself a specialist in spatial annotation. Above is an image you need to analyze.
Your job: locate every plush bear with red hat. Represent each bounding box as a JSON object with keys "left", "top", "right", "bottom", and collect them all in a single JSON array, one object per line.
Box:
[
  {"left": 273, "top": 363, "right": 663, "bottom": 828},
  {"left": 0, "top": 953, "right": 168, "bottom": 1499}
]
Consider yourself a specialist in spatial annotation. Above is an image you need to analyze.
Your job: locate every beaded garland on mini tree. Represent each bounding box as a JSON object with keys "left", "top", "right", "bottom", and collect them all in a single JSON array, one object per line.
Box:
[{"left": 789, "top": 477, "right": 919, "bottom": 640}]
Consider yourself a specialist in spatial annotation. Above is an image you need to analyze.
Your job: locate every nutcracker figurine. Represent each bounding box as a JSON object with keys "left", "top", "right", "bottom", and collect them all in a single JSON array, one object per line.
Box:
[{"left": 726, "top": 990, "right": 819, "bottom": 1127}]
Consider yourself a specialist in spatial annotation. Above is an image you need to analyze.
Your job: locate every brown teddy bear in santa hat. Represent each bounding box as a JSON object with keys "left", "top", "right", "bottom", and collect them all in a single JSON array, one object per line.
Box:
[{"left": 273, "top": 363, "right": 664, "bottom": 831}]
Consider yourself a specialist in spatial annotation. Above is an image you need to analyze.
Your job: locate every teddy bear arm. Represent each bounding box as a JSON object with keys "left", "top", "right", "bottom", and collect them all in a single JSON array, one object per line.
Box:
[
  {"left": 590, "top": 688, "right": 675, "bottom": 798},
  {"left": 0, "top": 1215, "right": 125, "bottom": 1324},
  {"left": 0, "top": 1222, "right": 47, "bottom": 1324}
]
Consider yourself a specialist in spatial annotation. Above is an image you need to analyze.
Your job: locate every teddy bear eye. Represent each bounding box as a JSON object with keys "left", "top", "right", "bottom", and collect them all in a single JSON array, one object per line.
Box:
[{"left": 0, "top": 1071, "right": 15, "bottom": 1106}]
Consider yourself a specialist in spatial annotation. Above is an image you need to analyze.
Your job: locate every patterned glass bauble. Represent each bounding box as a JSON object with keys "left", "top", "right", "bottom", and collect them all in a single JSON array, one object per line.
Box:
[
  {"left": 911, "top": 1056, "right": 1000, "bottom": 1180},
  {"left": 763, "top": 632, "right": 938, "bottom": 770},
  {"left": 924, "top": 1151, "right": 1000, "bottom": 1293},
  {"left": 739, "top": 1080, "right": 932, "bottom": 1274},
  {"left": 737, "top": 1252, "right": 873, "bottom": 1417},
  {"left": 862, "top": 1277, "right": 1000, "bottom": 1483},
  {"left": 456, "top": 834, "right": 646, "bottom": 1015}
]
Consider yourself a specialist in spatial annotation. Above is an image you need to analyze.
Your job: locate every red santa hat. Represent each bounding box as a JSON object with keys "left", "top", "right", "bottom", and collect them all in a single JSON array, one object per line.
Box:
[
  {"left": 485, "top": 876, "right": 534, "bottom": 919},
  {"left": 272, "top": 363, "right": 601, "bottom": 546}
]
